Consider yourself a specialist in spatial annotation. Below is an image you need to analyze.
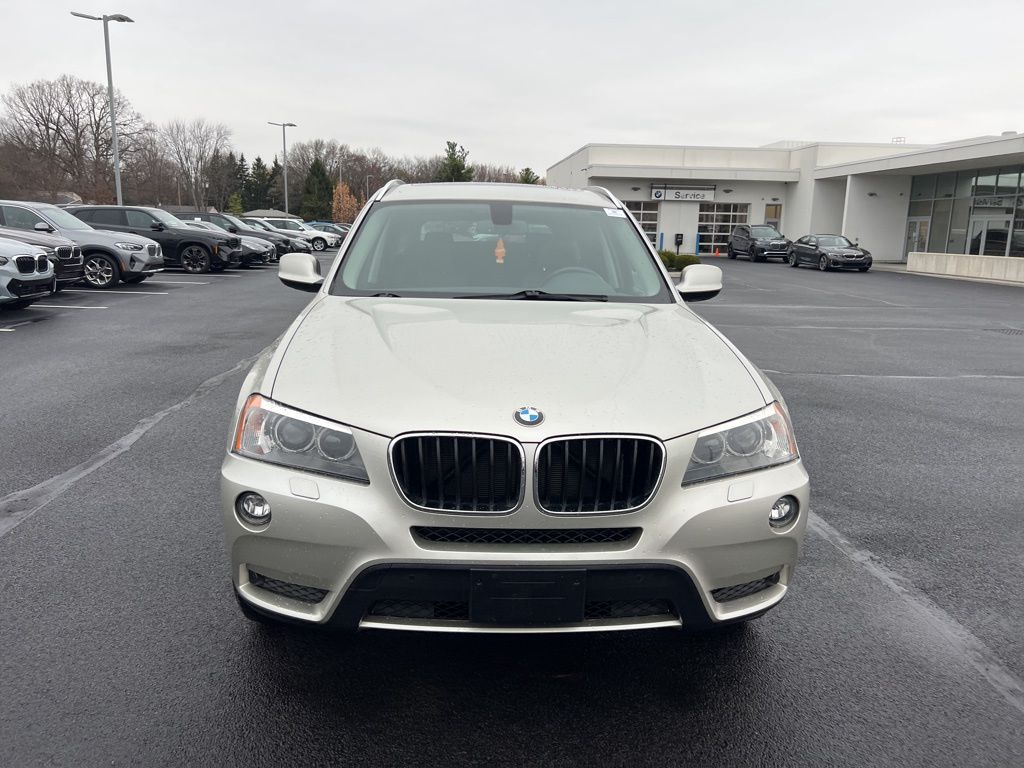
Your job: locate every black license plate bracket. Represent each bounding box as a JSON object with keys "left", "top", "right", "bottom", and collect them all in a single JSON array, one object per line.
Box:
[{"left": 470, "top": 569, "right": 586, "bottom": 625}]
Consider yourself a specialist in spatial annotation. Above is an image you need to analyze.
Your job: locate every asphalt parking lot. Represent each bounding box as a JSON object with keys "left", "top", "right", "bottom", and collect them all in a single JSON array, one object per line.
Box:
[{"left": 1, "top": 256, "right": 1023, "bottom": 766}]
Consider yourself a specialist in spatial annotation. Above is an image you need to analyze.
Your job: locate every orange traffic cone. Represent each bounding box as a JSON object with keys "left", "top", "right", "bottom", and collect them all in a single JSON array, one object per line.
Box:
[{"left": 714, "top": 247, "right": 720, "bottom": 257}]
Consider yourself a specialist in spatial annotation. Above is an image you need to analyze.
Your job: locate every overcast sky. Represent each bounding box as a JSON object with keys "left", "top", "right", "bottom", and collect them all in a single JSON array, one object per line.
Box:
[{"left": 3, "top": 0, "right": 1023, "bottom": 173}]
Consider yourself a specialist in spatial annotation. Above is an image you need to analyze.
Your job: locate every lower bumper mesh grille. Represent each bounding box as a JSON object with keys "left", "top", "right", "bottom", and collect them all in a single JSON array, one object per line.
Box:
[
  {"left": 248, "top": 570, "right": 328, "bottom": 604},
  {"left": 711, "top": 571, "right": 780, "bottom": 603},
  {"left": 412, "top": 526, "right": 640, "bottom": 546},
  {"left": 368, "top": 598, "right": 674, "bottom": 622}
]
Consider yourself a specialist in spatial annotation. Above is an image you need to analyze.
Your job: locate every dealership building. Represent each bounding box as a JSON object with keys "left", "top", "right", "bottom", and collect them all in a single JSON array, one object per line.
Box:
[{"left": 547, "top": 132, "right": 1024, "bottom": 283}]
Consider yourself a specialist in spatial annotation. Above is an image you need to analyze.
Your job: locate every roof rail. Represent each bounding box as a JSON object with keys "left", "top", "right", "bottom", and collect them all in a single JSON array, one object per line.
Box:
[
  {"left": 374, "top": 179, "right": 405, "bottom": 201},
  {"left": 584, "top": 185, "right": 623, "bottom": 208}
]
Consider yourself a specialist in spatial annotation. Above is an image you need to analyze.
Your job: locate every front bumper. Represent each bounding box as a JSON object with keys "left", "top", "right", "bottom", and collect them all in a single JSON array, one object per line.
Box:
[
  {"left": 124, "top": 251, "right": 165, "bottom": 275},
  {"left": 53, "top": 263, "right": 85, "bottom": 285},
  {"left": 1, "top": 274, "right": 54, "bottom": 301},
  {"left": 830, "top": 257, "right": 872, "bottom": 269},
  {"left": 221, "top": 430, "right": 810, "bottom": 633}
]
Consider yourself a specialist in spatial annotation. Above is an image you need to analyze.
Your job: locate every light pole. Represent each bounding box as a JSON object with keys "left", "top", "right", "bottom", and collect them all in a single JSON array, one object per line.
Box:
[
  {"left": 364, "top": 175, "right": 375, "bottom": 201},
  {"left": 71, "top": 11, "right": 134, "bottom": 206},
  {"left": 269, "top": 121, "right": 296, "bottom": 214}
]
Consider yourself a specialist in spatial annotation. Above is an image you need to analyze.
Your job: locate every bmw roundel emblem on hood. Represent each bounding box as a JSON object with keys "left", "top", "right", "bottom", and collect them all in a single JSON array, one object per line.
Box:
[{"left": 514, "top": 406, "right": 544, "bottom": 427}]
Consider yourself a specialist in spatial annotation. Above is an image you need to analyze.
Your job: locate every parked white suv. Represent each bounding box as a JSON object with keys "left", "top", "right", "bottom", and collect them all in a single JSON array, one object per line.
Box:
[
  {"left": 0, "top": 237, "right": 55, "bottom": 310},
  {"left": 221, "top": 182, "right": 809, "bottom": 635},
  {"left": 259, "top": 218, "right": 341, "bottom": 251}
]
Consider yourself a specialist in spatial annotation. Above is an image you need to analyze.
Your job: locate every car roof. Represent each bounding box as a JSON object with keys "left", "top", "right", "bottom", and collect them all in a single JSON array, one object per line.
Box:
[{"left": 381, "top": 182, "right": 613, "bottom": 207}]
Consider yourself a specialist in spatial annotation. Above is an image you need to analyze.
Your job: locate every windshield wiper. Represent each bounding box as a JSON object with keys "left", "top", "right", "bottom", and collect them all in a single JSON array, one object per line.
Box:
[
  {"left": 455, "top": 290, "right": 608, "bottom": 302},
  {"left": 371, "top": 292, "right": 402, "bottom": 297}
]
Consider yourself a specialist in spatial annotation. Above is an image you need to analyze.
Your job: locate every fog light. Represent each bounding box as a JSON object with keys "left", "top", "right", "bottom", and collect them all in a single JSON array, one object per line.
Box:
[
  {"left": 769, "top": 495, "right": 798, "bottom": 528},
  {"left": 236, "top": 492, "right": 271, "bottom": 526}
]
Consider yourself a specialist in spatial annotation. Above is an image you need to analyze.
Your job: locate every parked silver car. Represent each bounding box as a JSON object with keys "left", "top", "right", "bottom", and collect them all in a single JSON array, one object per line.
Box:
[
  {"left": 0, "top": 200, "right": 163, "bottom": 288},
  {"left": 257, "top": 217, "right": 341, "bottom": 251},
  {"left": 0, "top": 236, "right": 54, "bottom": 310},
  {"left": 221, "top": 182, "right": 809, "bottom": 634}
]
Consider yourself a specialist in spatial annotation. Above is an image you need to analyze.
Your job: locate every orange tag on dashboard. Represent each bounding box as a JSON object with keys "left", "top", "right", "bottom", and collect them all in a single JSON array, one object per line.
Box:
[{"left": 495, "top": 237, "right": 505, "bottom": 264}]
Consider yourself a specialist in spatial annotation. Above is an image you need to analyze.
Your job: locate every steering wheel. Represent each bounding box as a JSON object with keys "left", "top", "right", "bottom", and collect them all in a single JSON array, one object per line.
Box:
[{"left": 541, "top": 266, "right": 604, "bottom": 285}]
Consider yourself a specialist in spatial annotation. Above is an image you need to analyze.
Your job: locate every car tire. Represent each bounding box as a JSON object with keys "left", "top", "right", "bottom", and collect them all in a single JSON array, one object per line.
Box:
[
  {"left": 751, "top": 249, "right": 766, "bottom": 263},
  {"left": 788, "top": 252, "right": 799, "bottom": 268},
  {"left": 818, "top": 254, "right": 830, "bottom": 272},
  {"left": 727, "top": 245, "right": 737, "bottom": 260},
  {"left": 83, "top": 253, "right": 121, "bottom": 289},
  {"left": 181, "top": 245, "right": 212, "bottom": 274},
  {"left": 122, "top": 274, "right": 148, "bottom": 284},
  {"left": 311, "top": 237, "right": 327, "bottom": 252}
]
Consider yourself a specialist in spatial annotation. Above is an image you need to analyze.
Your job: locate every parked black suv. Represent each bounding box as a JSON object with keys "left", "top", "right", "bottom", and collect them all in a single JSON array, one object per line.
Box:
[
  {"left": 174, "top": 210, "right": 301, "bottom": 261},
  {"left": 0, "top": 225, "right": 84, "bottom": 291},
  {"left": 728, "top": 225, "right": 791, "bottom": 262},
  {"left": 68, "top": 206, "right": 241, "bottom": 273}
]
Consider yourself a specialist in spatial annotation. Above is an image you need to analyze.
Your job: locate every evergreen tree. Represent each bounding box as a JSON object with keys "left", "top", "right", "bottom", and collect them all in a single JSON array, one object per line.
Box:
[
  {"left": 226, "top": 192, "right": 244, "bottom": 214},
  {"left": 517, "top": 167, "right": 540, "bottom": 184},
  {"left": 434, "top": 141, "right": 474, "bottom": 182},
  {"left": 244, "top": 155, "right": 273, "bottom": 210},
  {"left": 267, "top": 158, "right": 283, "bottom": 209},
  {"left": 300, "top": 157, "right": 333, "bottom": 221}
]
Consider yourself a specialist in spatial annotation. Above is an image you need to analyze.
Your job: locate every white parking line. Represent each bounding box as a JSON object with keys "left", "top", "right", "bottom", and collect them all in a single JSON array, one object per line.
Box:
[
  {"left": 62, "top": 289, "right": 169, "bottom": 296},
  {"left": 147, "top": 280, "right": 210, "bottom": 285},
  {"left": 29, "top": 304, "right": 108, "bottom": 310},
  {"left": 810, "top": 513, "right": 1024, "bottom": 716}
]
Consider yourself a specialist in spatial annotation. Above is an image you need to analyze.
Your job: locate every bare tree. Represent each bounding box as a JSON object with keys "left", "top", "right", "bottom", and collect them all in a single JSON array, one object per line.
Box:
[
  {"left": 160, "top": 118, "right": 231, "bottom": 209},
  {"left": 0, "top": 75, "right": 145, "bottom": 202}
]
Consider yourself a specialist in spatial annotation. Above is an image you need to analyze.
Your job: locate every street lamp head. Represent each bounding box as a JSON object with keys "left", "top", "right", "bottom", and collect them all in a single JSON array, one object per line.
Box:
[
  {"left": 70, "top": 11, "right": 103, "bottom": 20},
  {"left": 107, "top": 14, "right": 134, "bottom": 23}
]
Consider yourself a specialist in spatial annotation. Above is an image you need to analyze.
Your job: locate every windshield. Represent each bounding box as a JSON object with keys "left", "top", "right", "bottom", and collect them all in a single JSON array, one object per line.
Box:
[
  {"left": 150, "top": 209, "right": 187, "bottom": 228},
  {"left": 817, "top": 235, "right": 853, "bottom": 247},
  {"left": 245, "top": 219, "right": 273, "bottom": 232},
  {"left": 41, "top": 205, "right": 94, "bottom": 231},
  {"left": 751, "top": 226, "right": 782, "bottom": 239},
  {"left": 331, "top": 201, "right": 672, "bottom": 302},
  {"left": 298, "top": 222, "right": 319, "bottom": 231},
  {"left": 222, "top": 214, "right": 252, "bottom": 231}
]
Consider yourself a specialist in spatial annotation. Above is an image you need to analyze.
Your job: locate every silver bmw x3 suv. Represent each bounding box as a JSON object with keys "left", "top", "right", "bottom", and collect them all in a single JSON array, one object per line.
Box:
[{"left": 221, "top": 181, "right": 810, "bottom": 634}]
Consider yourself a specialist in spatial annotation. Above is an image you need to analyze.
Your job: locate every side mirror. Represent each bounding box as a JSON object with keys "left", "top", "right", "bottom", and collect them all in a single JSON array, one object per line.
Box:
[
  {"left": 279, "top": 252, "right": 324, "bottom": 293},
  {"left": 676, "top": 264, "right": 723, "bottom": 303},
  {"left": 150, "top": 221, "right": 164, "bottom": 231},
  {"left": 34, "top": 221, "right": 53, "bottom": 232},
  {"left": 228, "top": 226, "right": 237, "bottom": 233}
]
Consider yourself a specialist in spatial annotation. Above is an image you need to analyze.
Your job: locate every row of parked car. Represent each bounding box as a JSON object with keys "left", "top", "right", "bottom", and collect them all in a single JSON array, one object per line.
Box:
[
  {"left": 0, "top": 200, "right": 352, "bottom": 309},
  {"left": 727, "top": 224, "right": 873, "bottom": 272}
]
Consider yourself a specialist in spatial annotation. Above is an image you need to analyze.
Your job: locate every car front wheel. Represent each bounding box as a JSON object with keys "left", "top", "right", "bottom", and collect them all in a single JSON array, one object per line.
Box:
[
  {"left": 789, "top": 252, "right": 799, "bottom": 267},
  {"left": 311, "top": 237, "right": 327, "bottom": 251},
  {"left": 83, "top": 253, "right": 120, "bottom": 289},
  {"left": 818, "top": 254, "right": 830, "bottom": 272},
  {"left": 181, "top": 245, "right": 212, "bottom": 273}
]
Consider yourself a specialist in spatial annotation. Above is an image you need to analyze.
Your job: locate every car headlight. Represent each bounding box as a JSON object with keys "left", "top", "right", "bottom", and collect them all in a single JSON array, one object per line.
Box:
[
  {"left": 232, "top": 394, "right": 369, "bottom": 483},
  {"left": 682, "top": 402, "right": 798, "bottom": 486},
  {"left": 115, "top": 242, "right": 144, "bottom": 252},
  {"left": 0, "top": 256, "right": 8, "bottom": 265}
]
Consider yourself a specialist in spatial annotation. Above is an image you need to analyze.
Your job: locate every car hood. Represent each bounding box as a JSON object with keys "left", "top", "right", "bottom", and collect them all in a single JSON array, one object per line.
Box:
[
  {"left": 0, "top": 237, "right": 46, "bottom": 257},
  {"left": 270, "top": 297, "right": 767, "bottom": 440},
  {"left": 168, "top": 226, "right": 231, "bottom": 243},
  {"left": 0, "top": 227, "right": 73, "bottom": 249},
  {"left": 62, "top": 228, "right": 158, "bottom": 248},
  {"left": 821, "top": 247, "right": 864, "bottom": 256}
]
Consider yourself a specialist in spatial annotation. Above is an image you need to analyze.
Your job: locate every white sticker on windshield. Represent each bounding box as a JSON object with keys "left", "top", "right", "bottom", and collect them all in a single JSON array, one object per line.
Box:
[{"left": 604, "top": 208, "right": 626, "bottom": 218}]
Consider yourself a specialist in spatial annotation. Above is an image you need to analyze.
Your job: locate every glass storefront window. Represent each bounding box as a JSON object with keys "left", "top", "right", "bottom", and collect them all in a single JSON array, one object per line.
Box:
[
  {"left": 908, "top": 201, "right": 932, "bottom": 217},
  {"left": 1012, "top": 197, "right": 1024, "bottom": 258},
  {"left": 996, "top": 169, "right": 1020, "bottom": 196},
  {"left": 947, "top": 199, "right": 970, "bottom": 253},
  {"left": 928, "top": 199, "right": 952, "bottom": 252},
  {"left": 910, "top": 175, "right": 936, "bottom": 199},
  {"left": 953, "top": 171, "right": 974, "bottom": 199},
  {"left": 973, "top": 169, "right": 999, "bottom": 196},
  {"left": 935, "top": 173, "right": 956, "bottom": 199}
]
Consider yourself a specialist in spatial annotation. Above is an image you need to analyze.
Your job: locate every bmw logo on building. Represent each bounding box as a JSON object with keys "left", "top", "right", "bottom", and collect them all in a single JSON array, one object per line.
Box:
[{"left": 513, "top": 406, "right": 544, "bottom": 427}]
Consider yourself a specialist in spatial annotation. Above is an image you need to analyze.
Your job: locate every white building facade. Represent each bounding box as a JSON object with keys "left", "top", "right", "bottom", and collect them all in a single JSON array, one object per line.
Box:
[{"left": 547, "top": 133, "right": 1024, "bottom": 282}]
